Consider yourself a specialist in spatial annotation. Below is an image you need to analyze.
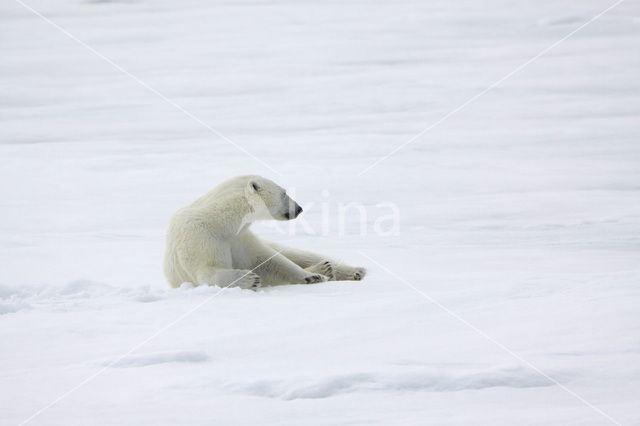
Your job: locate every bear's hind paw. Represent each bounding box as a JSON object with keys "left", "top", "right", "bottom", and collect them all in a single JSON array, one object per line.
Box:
[{"left": 352, "top": 267, "right": 366, "bottom": 281}]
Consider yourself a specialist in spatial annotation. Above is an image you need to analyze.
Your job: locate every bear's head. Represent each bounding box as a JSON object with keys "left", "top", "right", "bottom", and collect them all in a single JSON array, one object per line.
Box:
[{"left": 244, "top": 177, "right": 302, "bottom": 221}]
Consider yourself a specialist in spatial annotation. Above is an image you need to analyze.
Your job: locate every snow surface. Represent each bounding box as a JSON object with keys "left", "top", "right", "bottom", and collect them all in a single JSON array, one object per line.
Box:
[{"left": 1, "top": 0, "right": 640, "bottom": 424}]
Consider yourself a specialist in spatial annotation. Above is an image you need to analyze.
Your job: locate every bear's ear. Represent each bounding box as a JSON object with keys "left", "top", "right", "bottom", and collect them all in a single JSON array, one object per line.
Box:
[{"left": 248, "top": 180, "right": 261, "bottom": 193}]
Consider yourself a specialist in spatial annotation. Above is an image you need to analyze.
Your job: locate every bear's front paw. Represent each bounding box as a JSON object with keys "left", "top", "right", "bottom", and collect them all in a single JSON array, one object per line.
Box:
[
  {"left": 304, "top": 273, "right": 328, "bottom": 284},
  {"left": 234, "top": 271, "right": 262, "bottom": 290},
  {"left": 306, "top": 261, "right": 335, "bottom": 281}
]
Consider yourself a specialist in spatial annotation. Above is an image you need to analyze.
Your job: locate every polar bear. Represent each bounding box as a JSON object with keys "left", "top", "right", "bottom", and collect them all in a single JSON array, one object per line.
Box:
[{"left": 163, "top": 175, "right": 366, "bottom": 289}]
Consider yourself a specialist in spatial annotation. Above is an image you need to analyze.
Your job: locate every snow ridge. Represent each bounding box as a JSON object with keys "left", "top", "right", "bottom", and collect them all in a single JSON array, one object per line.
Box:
[
  {"left": 226, "top": 366, "right": 558, "bottom": 400},
  {"left": 99, "top": 350, "right": 210, "bottom": 368}
]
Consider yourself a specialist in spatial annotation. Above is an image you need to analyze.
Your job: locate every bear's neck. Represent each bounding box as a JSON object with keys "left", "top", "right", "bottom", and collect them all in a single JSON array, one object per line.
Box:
[{"left": 200, "top": 195, "right": 256, "bottom": 236}]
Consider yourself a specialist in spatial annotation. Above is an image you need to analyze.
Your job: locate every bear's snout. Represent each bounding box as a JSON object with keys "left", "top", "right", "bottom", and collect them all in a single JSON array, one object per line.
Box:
[{"left": 284, "top": 204, "right": 303, "bottom": 220}]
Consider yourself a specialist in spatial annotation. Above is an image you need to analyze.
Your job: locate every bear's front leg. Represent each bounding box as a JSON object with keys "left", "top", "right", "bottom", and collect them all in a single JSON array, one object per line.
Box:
[
  {"left": 305, "top": 261, "right": 366, "bottom": 281},
  {"left": 252, "top": 253, "right": 329, "bottom": 285},
  {"left": 305, "top": 261, "right": 335, "bottom": 281},
  {"left": 196, "top": 267, "right": 261, "bottom": 289}
]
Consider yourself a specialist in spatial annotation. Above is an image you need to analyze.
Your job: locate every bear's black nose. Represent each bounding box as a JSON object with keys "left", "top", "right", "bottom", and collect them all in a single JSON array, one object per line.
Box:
[{"left": 294, "top": 205, "right": 303, "bottom": 218}]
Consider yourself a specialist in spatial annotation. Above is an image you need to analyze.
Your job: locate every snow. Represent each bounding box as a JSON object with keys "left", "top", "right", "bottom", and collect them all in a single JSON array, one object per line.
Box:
[{"left": 1, "top": 0, "right": 639, "bottom": 424}]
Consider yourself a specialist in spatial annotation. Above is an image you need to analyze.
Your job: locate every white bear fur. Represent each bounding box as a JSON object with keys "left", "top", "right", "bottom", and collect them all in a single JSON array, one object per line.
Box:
[{"left": 163, "top": 175, "right": 366, "bottom": 289}]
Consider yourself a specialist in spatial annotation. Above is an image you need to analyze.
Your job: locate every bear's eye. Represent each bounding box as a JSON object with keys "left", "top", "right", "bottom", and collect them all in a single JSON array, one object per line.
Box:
[{"left": 251, "top": 182, "right": 260, "bottom": 192}]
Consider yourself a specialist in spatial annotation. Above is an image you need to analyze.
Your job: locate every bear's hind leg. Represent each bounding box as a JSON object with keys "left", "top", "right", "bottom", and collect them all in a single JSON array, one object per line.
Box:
[
  {"left": 235, "top": 235, "right": 328, "bottom": 285},
  {"left": 332, "top": 264, "right": 367, "bottom": 281},
  {"left": 265, "top": 241, "right": 366, "bottom": 282},
  {"left": 263, "top": 241, "right": 327, "bottom": 269}
]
